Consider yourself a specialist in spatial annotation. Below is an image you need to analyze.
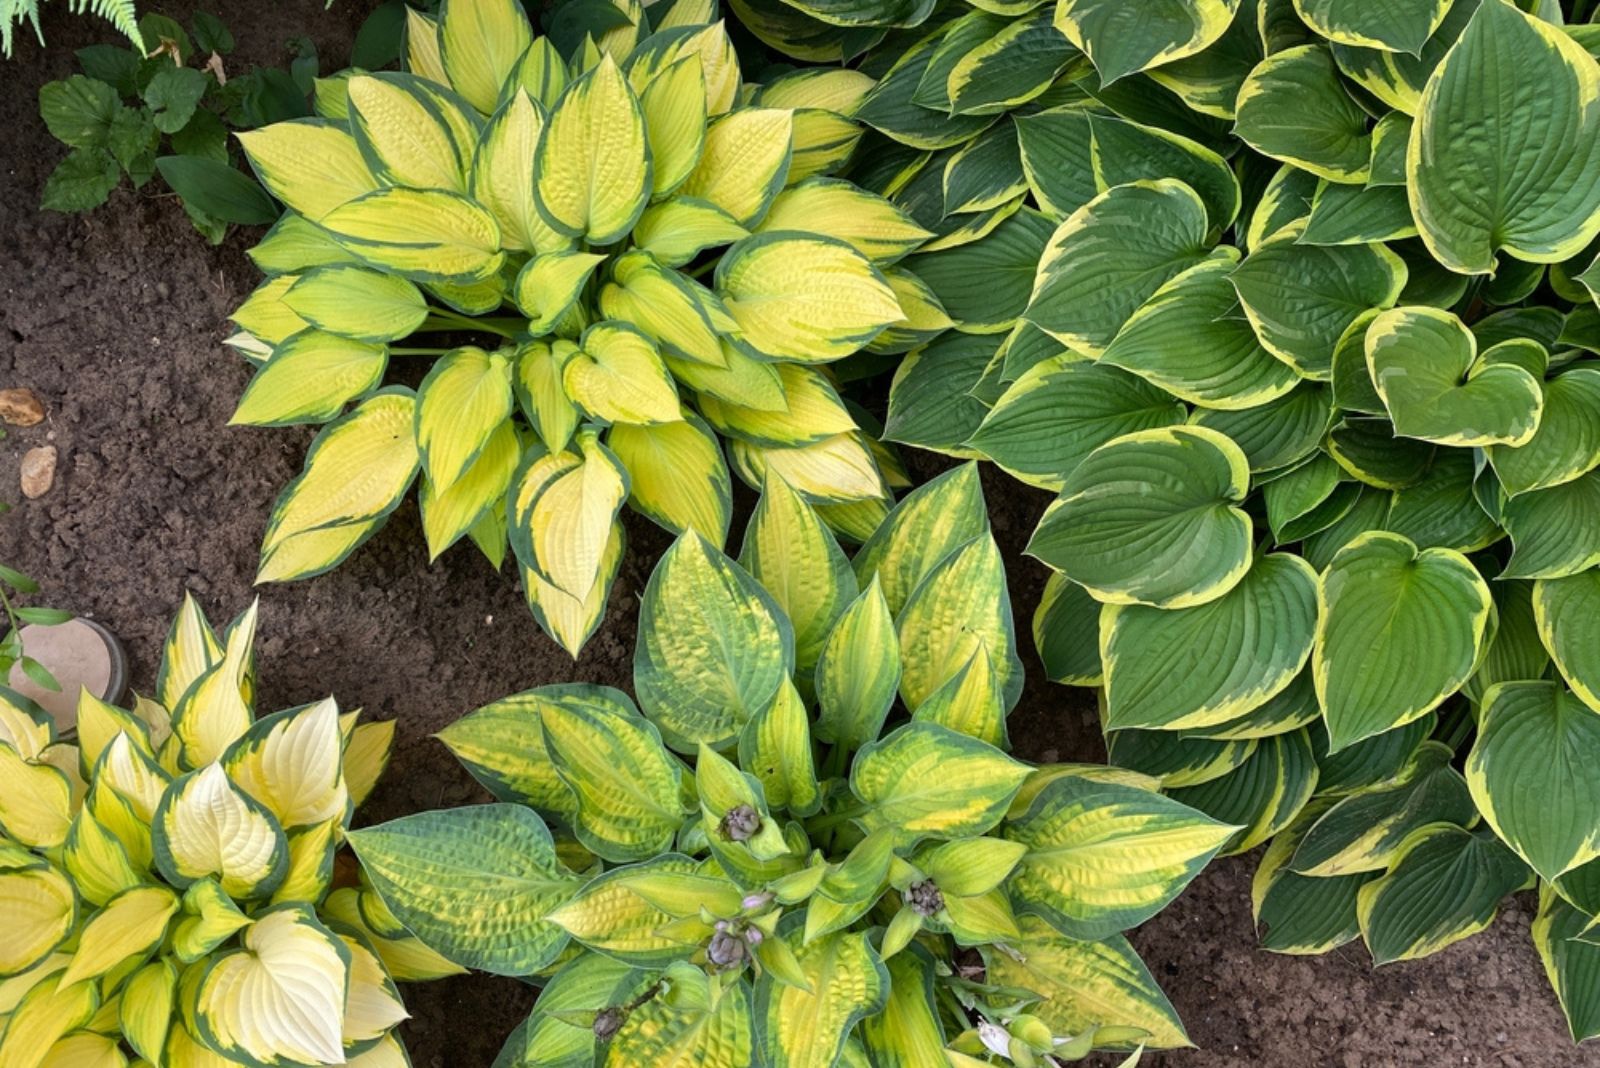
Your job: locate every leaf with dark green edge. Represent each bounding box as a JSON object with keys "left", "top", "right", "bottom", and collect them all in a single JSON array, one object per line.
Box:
[
  {"left": 1235, "top": 44, "right": 1371, "bottom": 181},
  {"left": 143, "top": 66, "right": 210, "bottom": 134},
  {"left": 1034, "top": 573, "right": 1104, "bottom": 687},
  {"left": 1182, "top": 665, "right": 1322, "bottom": 741},
  {"left": 1303, "top": 484, "right": 1392, "bottom": 570},
  {"left": 1501, "top": 469, "right": 1600, "bottom": 579},
  {"left": 1023, "top": 179, "right": 1213, "bottom": 356},
  {"left": 1534, "top": 570, "right": 1600, "bottom": 715},
  {"left": 1330, "top": 308, "right": 1386, "bottom": 415},
  {"left": 1188, "top": 382, "right": 1335, "bottom": 474},
  {"left": 856, "top": 30, "right": 995, "bottom": 151},
  {"left": 1229, "top": 232, "right": 1407, "bottom": 380},
  {"left": 1101, "top": 255, "right": 1299, "bottom": 410},
  {"left": 1262, "top": 454, "right": 1342, "bottom": 543},
  {"left": 41, "top": 149, "right": 120, "bottom": 213},
  {"left": 634, "top": 532, "right": 795, "bottom": 753},
  {"left": 1101, "top": 553, "right": 1318, "bottom": 732},
  {"left": 1310, "top": 713, "right": 1435, "bottom": 796},
  {"left": 1489, "top": 368, "right": 1600, "bottom": 497},
  {"left": 851, "top": 461, "right": 989, "bottom": 618},
  {"left": 1028, "top": 425, "right": 1253, "bottom": 609},
  {"left": 38, "top": 76, "right": 120, "bottom": 150},
  {"left": 346, "top": 804, "right": 580, "bottom": 976},
  {"left": 1357, "top": 823, "right": 1529, "bottom": 964},
  {"left": 1290, "top": 741, "right": 1474, "bottom": 876},
  {"left": 1053, "top": 0, "right": 1243, "bottom": 85},
  {"left": 508, "top": 952, "right": 652, "bottom": 1068},
  {"left": 942, "top": 121, "right": 1025, "bottom": 215},
  {"left": 754, "top": 923, "right": 888, "bottom": 1068},
  {"left": 1300, "top": 182, "right": 1417, "bottom": 245},
  {"left": 883, "top": 332, "right": 993, "bottom": 457},
  {"left": 1365, "top": 306, "right": 1544, "bottom": 447},
  {"left": 1326, "top": 416, "right": 1435, "bottom": 489},
  {"left": 1462, "top": 579, "right": 1549, "bottom": 705},
  {"left": 1252, "top": 797, "right": 1374, "bottom": 955},
  {"left": 1167, "top": 728, "right": 1319, "bottom": 856},
  {"left": 850, "top": 723, "right": 1030, "bottom": 846},
  {"left": 946, "top": 10, "right": 1080, "bottom": 118},
  {"left": 1391, "top": 235, "right": 1471, "bottom": 308},
  {"left": 1314, "top": 532, "right": 1491, "bottom": 751},
  {"left": 1533, "top": 885, "right": 1600, "bottom": 1043},
  {"left": 1466, "top": 681, "right": 1600, "bottom": 881},
  {"left": 897, "top": 533, "right": 1024, "bottom": 714},
  {"left": 814, "top": 579, "right": 900, "bottom": 752},
  {"left": 609, "top": 968, "right": 757, "bottom": 1066},
  {"left": 1107, "top": 728, "right": 1257, "bottom": 788},
  {"left": 1148, "top": 0, "right": 1264, "bottom": 119},
  {"left": 1409, "top": 0, "right": 1600, "bottom": 275},
  {"left": 155, "top": 156, "right": 278, "bottom": 226},
  {"left": 1005, "top": 773, "right": 1235, "bottom": 940},
  {"left": 1292, "top": 0, "right": 1449, "bottom": 53},
  {"left": 1385, "top": 449, "right": 1502, "bottom": 553},
  {"left": 902, "top": 208, "right": 1054, "bottom": 332},
  {"left": 435, "top": 690, "right": 576, "bottom": 818},
  {"left": 968, "top": 358, "right": 1187, "bottom": 491}
]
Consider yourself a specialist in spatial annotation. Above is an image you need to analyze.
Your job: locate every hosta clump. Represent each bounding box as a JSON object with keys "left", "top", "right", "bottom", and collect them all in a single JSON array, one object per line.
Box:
[
  {"left": 0, "top": 596, "right": 421, "bottom": 1065},
  {"left": 869, "top": 0, "right": 1600, "bottom": 1042},
  {"left": 227, "top": 0, "right": 938, "bottom": 657},
  {"left": 346, "top": 465, "right": 1233, "bottom": 1065}
]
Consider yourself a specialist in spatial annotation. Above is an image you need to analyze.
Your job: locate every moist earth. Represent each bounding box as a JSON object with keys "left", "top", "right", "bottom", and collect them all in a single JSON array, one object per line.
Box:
[{"left": 0, "top": 4, "right": 1593, "bottom": 1064}]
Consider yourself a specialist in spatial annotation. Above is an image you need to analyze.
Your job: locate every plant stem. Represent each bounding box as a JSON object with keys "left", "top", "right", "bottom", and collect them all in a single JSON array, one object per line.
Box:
[
  {"left": 388, "top": 347, "right": 454, "bottom": 356},
  {"left": 416, "top": 309, "right": 523, "bottom": 338}
]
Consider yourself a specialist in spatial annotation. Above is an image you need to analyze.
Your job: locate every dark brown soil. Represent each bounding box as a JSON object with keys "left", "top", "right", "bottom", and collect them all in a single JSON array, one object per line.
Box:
[{"left": 0, "top": 5, "right": 1593, "bottom": 1065}]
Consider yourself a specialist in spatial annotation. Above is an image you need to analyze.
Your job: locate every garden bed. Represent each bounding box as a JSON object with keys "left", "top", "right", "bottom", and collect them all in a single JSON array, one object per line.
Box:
[{"left": 0, "top": 1, "right": 1593, "bottom": 1064}]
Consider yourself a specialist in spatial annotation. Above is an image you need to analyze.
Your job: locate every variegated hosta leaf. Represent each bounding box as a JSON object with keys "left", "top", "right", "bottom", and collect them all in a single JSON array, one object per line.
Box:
[
  {"left": 755, "top": 923, "right": 888, "bottom": 1068},
  {"left": 1235, "top": 45, "right": 1370, "bottom": 182},
  {"left": 858, "top": 945, "right": 947, "bottom": 1066},
  {"left": 814, "top": 578, "right": 901, "bottom": 753},
  {"left": 237, "top": 120, "right": 379, "bottom": 221},
  {"left": 507, "top": 952, "right": 649, "bottom": 1067},
  {"left": 435, "top": 691, "right": 576, "bottom": 816},
  {"left": 1053, "top": 0, "right": 1241, "bottom": 85},
  {"left": 896, "top": 533, "right": 1023, "bottom": 715},
  {"left": 222, "top": 698, "right": 348, "bottom": 831},
  {"left": 0, "top": 743, "right": 74, "bottom": 849},
  {"left": 545, "top": 856, "right": 710, "bottom": 966},
  {"left": 347, "top": 803, "right": 580, "bottom": 976},
  {"left": 0, "top": 865, "right": 75, "bottom": 975},
  {"left": 607, "top": 966, "right": 756, "bottom": 1067},
  {"left": 170, "top": 600, "right": 257, "bottom": 770},
  {"left": 58, "top": 884, "right": 178, "bottom": 988},
  {"left": 852, "top": 462, "right": 989, "bottom": 617},
  {"left": 1313, "top": 532, "right": 1491, "bottom": 751},
  {"left": 850, "top": 723, "right": 1030, "bottom": 847},
  {"left": 153, "top": 763, "right": 287, "bottom": 901},
  {"left": 1027, "top": 426, "right": 1253, "bottom": 609},
  {"left": 438, "top": 0, "right": 534, "bottom": 113},
  {"left": 1534, "top": 570, "right": 1600, "bottom": 714},
  {"left": 319, "top": 188, "right": 503, "bottom": 283},
  {"left": 416, "top": 346, "right": 513, "bottom": 494},
  {"left": 1252, "top": 800, "right": 1372, "bottom": 957},
  {"left": 1011, "top": 765, "right": 1235, "bottom": 938},
  {"left": 1487, "top": 368, "right": 1600, "bottom": 498},
  {"left": 535, "top": 55, "right": 650, "bottom": 245},
  {"left": 1532, "top": 885, "right": 1600, "bottom": 1044},
  {"left": 1166, "top": 730, "right": 1319, "bottom": 856},
  {"left": 346, "top": 73, "right": 474, "bottom": 194},
  {"left": 509, "top": 428, "right": 628, "bottom": 604},
  {"left": 609, "top": 415, "right": 732, "bottom": 546},
  {"left": 230, "top": 331, "right": 390, "bottom": 428}
]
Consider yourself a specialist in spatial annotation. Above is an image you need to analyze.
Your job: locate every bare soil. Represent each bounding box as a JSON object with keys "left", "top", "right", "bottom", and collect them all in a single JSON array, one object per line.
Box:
[{"left": 1, "top": 4, "right": 1593, "bottom": 1064}]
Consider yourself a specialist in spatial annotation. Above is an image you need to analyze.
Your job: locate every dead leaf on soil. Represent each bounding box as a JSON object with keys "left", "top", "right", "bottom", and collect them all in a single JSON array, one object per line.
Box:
[
  {"left": 20, "top": 446, "right": 56, "bottom": 499},
  {"left": 0, "top": 389, "right": 45, "bottom": 427}
]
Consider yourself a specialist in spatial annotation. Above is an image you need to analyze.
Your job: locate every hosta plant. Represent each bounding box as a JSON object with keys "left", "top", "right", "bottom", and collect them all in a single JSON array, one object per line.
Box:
[
  {"left": 226, "top": 0, "right": 937, "bottom": 656},
  {"left": 0, "top": 595, "right": 430, "bottom": 1065},
  {"left": 873, "top": 0, "right": 1600, "bottom": 1042},
  {"left": 346, "top": 465, "right": 1233, "bottom": 1066}
]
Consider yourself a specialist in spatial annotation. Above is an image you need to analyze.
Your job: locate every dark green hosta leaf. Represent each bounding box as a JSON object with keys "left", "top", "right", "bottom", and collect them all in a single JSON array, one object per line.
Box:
[
  {"left": 39, "top": 76, "right": 120, "bottom": 150},
  {"left": 1533, "top": 887, "right": 1600, "bottom": 1043},
  {"left": 1314, "top": 532, "right": 1491, "bottom": 751},
  {"left": 1384, "top": 449, "right": 1502, "bottom": 553},
  {"left": 1293, "top": 0, "right": 1449, "bottom": 52},
  {"left": 1409, "top": 0, "right": 1600, "bottom": 275},
  {"left": 903, "top": 208, "right": 1054, "bottom": 332},
  {"left": 40, "top": 149, "right": 120, "bottom": 213},
  {"left": 1101, "top": 553, "right": 1318, "bottom": 732},
  {"left": 1534, "top": 570, "right": 1600, "bottom": 714},
  {"left": 1108, "top": 728, "right": 1256, "bottom": 788},
  {"left": 1028, "top": 425, "right": 1254, "bottom": 609},
  {"left": 1245, "top": 163, "right": 1319, "bottom": 250},
  {"left": 883, "top": 332, "right": 994, "bottom": 455},
  {"left": 1467, "top": 681, "right": 1600, "bottom": 882},
  {"left": 1463, "top": 580, "right": 1549, "bottom": 704},
  {"left": 1147, "top": 0, "right": 1263, "bottom": 119},
  {"left": 155, "top": 156, "right": 278, "bottom": 226},
  {"left": 942, "top": 122, "right": 1025, "bottom": 214},
  {"left": 1229, "top": 235, "right": 1406, "bottom": 379},
  {"left": 1053, "top": 0, "right": 1243, "bottom": 84},
  {"left": 1311, "top": 713, "right": 1435, "bottom": 796},
  {"left": 1366, "top": 306, "right": 1545, "bottom": 447},
  {"left": 1185, "top": 666, "right": 1322, "bottom": 740},
  {"left": 1189, "top": 382, "right": 1335, "bottom": 474},
  {"left": 1167, "top": 728, "right": 1319, "bottom": 855},
  {"left": 944, "top": 11, "right": 1079, "bottom": 117},
  {"left": 142, "top": 66, "right": 211, "bottom": 134},
  {"left": 1326, "top": 416, "right": 1435, "bottom": 489},
  {"left": 856, "top": 32, "right": 994, "bottom": 150},
  {"left": 1299, "top": 182, "right": 1417, "bottom": 245},
  {"left": 1023, "top": 179, "right": 1213, "bottom": 356},
  {"left": 1101, "top": 256, "right": 1299, "bottom": 410},
  {"left": 1488, "top": 368, "right": 1600, "bottom": 497},
  {"left": 1033, "top": 573, "right": 1104, "bottom": 687},
  {"left": 1252, "top": 798, "right": 1373, "bottom": 955},
  {"left": 1357, "top": 823, "right": 1529, "bottom": 964},
  {"left": 1261, "top": 454, "right": 1345, "bottom": 543},
  {"left": 1235, "top": 44, "right": 1371, "bottom": 181},
  {"left": 1501, "top": 468, "right": 1600, "bottom": 579}
]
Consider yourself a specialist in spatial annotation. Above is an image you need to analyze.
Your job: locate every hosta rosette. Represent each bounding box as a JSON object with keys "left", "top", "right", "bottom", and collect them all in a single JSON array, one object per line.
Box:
[
  {"left": 865, "top": 0, "right": 1600, "bottom": 1044},
  {"left": 226, "top": 0, "right": 936, "bottom": 658},
  {"left": 346, "top": 465, "right": 1233, "bottom": 1066},
  {"left": 0, "top": 595, "right": 432, "bottom": 1067}
]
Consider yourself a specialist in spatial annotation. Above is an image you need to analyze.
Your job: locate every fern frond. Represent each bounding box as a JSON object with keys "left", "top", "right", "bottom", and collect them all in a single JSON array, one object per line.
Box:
[
  {"left": 1, "top": 0, "right": 46, "bottom": 58},
  {"left": 3, "top": 0, "right": 142, "bottom": 58}
]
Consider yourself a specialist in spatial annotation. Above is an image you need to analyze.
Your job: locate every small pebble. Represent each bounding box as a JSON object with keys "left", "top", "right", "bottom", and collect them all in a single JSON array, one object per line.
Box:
[
  {"left": 20, "top": 445, "right": 56, "bottom": 499},
  {"left": 0, "top": 388, "right": 45, "bottom": 427}
]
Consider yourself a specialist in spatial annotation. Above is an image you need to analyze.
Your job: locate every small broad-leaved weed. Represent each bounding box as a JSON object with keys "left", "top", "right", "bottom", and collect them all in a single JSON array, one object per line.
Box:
[
  {"left": 0, "top": 596, "right": 433, "bottom": 1066},
  {"left": 225, "top": 0, "right": 946, "bottom": 658},
  {"left": 347, "top": 465, "right": 1237, "bottom": 1066}
]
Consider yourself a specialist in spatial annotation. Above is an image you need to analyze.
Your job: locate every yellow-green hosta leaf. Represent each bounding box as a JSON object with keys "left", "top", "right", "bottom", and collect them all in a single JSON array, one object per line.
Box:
[
  {"left": 120, "top": 960, "right": 176, "bottom": 1063},
  {"left": 1006, "top": 774, "right": 1233, "bottom": 940},
  {"left": 516, "top": 340, "right": 581, "bottom": 455},
  {"left": 58, "top": 885, "right": 177, "bottom": 989},
  {"left": 634, "top": 198, "right": 750, "bottom": 268},
  {"left": 416, "top": 346, "right": 513, "bottom": 493},
  {"left": 230, "top": 331, "right": 389, "bottom": 428},
  {"left": 473, "top": 91, "right": 564, "bottom": 255},
  {"left": 1314, "top": 532, "right": 1491, "bottom": 751},
  {"left": 679, "top": 108, "right": 792, "bottom": 226},
  {"left": 238, "top": 119, "right": 379, "bottom": 221},
  {"left": 342, "top": 717, "right": 393, "bottom": 811},
  {"left": 0, "top": 689, "right": 54, "bottom": 763},
  {"left": 348, "top": 804, "right": 579, "bottom": 976},
  {"left": 1292, "top": 0, "right": 1448, "bottom": 52},
  {"left": 564, "top": 323, "right": 681, "bottom": 426},
  {"left": 985, "top": 914, "right": 1190, "bottom": 1049},
  {"left": 0, "top": 866, "right": 75, "bottom": 975},
  {"left": 282, "top": 266, "right": 427, "bottom": 345},
  {"left": 249, "top": 212, "right": 365, "bottom": 276},
  {"left": 1356, "top": 824, "right": 1529, "bottom": 964},
  {"left": 347, "top": 73, "right": 473, "bottom": 193},
  {"left": 78, "top": 694, "right": 149, "bottom": 775},
  {"left": 192, "top": 905, "right": 349, "bottom": 1066},
  {"left": 1488, "top": 368, "right": 1600, "bottom": 497},
  {"left": 755, "top": 924, "right": 887, "bottom": 1068},
  {"left": 0, "top": 973, "right": 98, "bottom": 1068},
  {"left": 608, "top": 967, "right": 755, "bottom": 1067},
  {"left": 814, "top": 577, "right": 900, "bottom": 752},
  {"left": 610, "top": 415, "right": 732, "bottom": 545},
  {"left": 1101, "top": 553, "right": 1318, "bottom": 731},
  {"left": 1466, "top": 681, "right": 1600, "bottom": 881},
  {"left": 439, "top": 0, "right": 534, "bottom": 112},
  {"left": 510, "top": 953, "right": 650, "bottom": 1067},
  {"left": 1409, "top": 0, "right": 1600, "bottom": 275},
  {"left": 231, "top": 275, "right": 309, "bottom": 347},
  {"left": 1366, "top": 307, "right": 1544, "bottom": 447},
  {"left": 756, "top": 178, "right": 930, "bottom": 264},
  {"left": 34, "top": 1031, "right": 122, "bottom": 1068},
  {"left": 912, "top": 643, "right": 1006, "bottom": 747},
  {"left": 897, "top": 533, "right": 1023, "bottom": 716},
  {"left": 729, "top": 432, "right": 888, "bottom": 505},
  {"left": 535, "top": 55, "right": 649, "bottom": 245},
  {"left": 0, "top": 743, "right": 73, "bottom": 849},
  {"left": 404, "top": 8, "right": 447, "bottom": 82},
  {"left": 420, "top": 419, "right": 520, "bottom": 559},
  {"left": 738, "top": 678, "right": 821, "bottom": 816},
  {"left": 222, "top": 698, "right": 347, "bottom": 831},
  {"left": 546, "top": 856, "right": 707, "bottom": 965},
  {"left": 510, "top": 429, "right": 629, "bottom": 602},
  {"left": 1235, "top": 45, "right": 1371, "bottom": 181},
  {"left": 90, "top": 736, "right": 166, "bottom": 865},
  {"left": 699, "top": 364, "right": 856, "bottom": 448},
  {"left": 524, "top": 520, "right": 625, "bottom": 658},
  {"left": 851, "top": 723, "right": 1029, "bottom": 847},
  {"left": 852, "top": 462, "right": 988, "bottom": 616},
  {"left": 1053, "top": 0, "right": 1239, "bottom": 84},
  {"left": 63, "top": 806, "right": 141, "bottom": 908},
  {"left": 639, "top": 54, "right": 708, "bottom": 198},
  {"left": 173, "top": 879, "right": 251, "bottom": 964},
  {"left": 271, "top": 817, "right": 338, "bottom": 904},
  {"left": 600, "top": 251, "right": 729, "bottom": 367},
  {"left": 635, "top": 532, "right": 794, "bottom": 752},
  {"left": 1028, "top": 426, "right": 1253, "bottom": 609},
  {"left": 321, "top": 889, "right": 467, "bottom": 983},
  {"left": 169, "top": 600, "right": 255, "bottom": 770},
  {"left": 1022, "top": 180, "right": 1211, "bottom": 357},
  {"left": 437, "top": 691, "right": 574, "bottom": 815},
  {"left": 514, "top": 251, "right": 605, "bottom": 335},
  {"left": 541, "top": 686, "right": 685, "bottom": 862},
  {"left": 319, "top": 188, "right": 502, "bottom": 283},
  {"left": 716, "top": 234, "right": 902, "bottom": 363},
  {"left": 338, "top": 933, "right": 408, "bottom": 1047},
  {"left": 857, "top": 945, "right": 947, "bottom": 1066},
  {"left": 153, "top": 763, "right": 287, "bottom": 900}
]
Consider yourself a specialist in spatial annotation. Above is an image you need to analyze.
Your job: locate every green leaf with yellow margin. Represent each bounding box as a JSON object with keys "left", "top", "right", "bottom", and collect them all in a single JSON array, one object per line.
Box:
[
  {"left": 852, "top": 462, "right": 989, "bottom": 617},
  {"left": 1053, "top": 0, "right": 1240, "bottom": 85},
  {"left": 814, "top": 578, "right": 900, "bottom": 752},
  {"left": 1234, "top": 45, "right": 1371, "bottom": 182},
  {"left": 1292, "top": 0, "right": 1449, "bottom": 53}
]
